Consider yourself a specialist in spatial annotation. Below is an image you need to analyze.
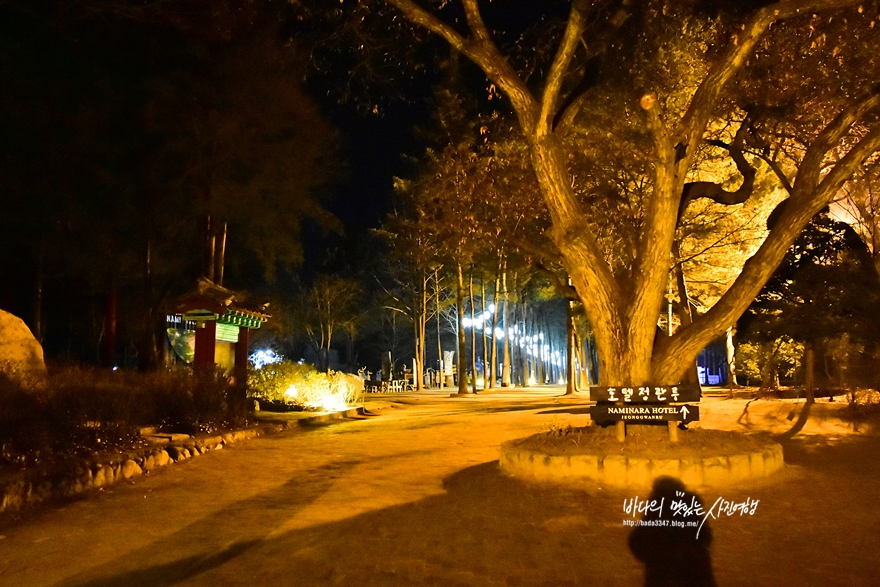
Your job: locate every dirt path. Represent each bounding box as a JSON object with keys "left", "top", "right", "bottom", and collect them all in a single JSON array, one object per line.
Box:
[{"left": 0, "top": 388, "right": 878, "bottom": 586}]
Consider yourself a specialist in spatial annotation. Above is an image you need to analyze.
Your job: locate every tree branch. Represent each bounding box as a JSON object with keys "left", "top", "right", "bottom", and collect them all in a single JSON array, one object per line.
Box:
[
  {"left": 679, "top": 121, "right": 758, "bottom": 218},
  {"left": 746, "top": 148, "right": 794, "bottom": 195},
  {"left": 653, "top": 119, "right": 880, "bottom": 382},
  {"left": 538, "top": 0, "right": 589, "bottom": 136},
  {"left": 678, "top": 0, "right": 864, "bottom": 164},
  {"left": 534, "top": 263, "right": 579, "bottom": 301},
  {"left": 795, "top": 83, "right": 880, "bottom": 195},
  {"left": 385, "top": 0, "right": 539, "bottom": 127},
  {"left": 815, "top": 125, "right": 880, "bottom": 204}
]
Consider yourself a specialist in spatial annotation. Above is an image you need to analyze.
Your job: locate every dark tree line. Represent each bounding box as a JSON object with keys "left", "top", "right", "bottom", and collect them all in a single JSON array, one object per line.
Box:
[{"left": 0, "top": 0, "right": 335, "bottom": 368}]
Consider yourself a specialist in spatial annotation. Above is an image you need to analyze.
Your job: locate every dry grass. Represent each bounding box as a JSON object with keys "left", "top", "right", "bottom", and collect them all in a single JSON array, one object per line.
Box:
[{"left": 509, "top": 423, "right": 776, "bottom": 460}]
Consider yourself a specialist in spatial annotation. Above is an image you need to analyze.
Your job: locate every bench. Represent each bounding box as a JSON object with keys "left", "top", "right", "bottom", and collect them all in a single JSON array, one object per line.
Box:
[{"left": 363, "top": 379, "right": 411, "bottom": 393}]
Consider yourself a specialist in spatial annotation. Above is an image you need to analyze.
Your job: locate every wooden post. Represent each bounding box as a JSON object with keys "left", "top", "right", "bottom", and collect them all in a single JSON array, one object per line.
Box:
[
  {"left": 234, "top": 327, "right": 249, "bottom": 385},
  {"left": 194, "top": 320, "right": 216, "bottom": 371},
  {"left": 616, "top": 420, "right": 626, "bottom": 442},
  {"left": 667, "top": 420, "right": 679, "bottom": 442},
  {"left": 232, "top": 326, "right": 249, "bottom": 413}
]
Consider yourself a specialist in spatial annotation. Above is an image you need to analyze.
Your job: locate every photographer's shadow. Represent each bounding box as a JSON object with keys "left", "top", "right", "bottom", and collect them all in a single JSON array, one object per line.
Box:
[{"left": 628, "top": 476, "right": 718, "bottom": 587}]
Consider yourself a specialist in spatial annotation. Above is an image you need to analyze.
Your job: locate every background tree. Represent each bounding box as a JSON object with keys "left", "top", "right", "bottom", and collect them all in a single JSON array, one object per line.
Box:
[
  {"left": 296, "top": 275, "right": 363, "bottom": 373},
  {"left": 738, "top": 210, "right": 880, "bottom": 394},
  {"left": 0, "top": 0, "right": 336, "bottom": 368}
]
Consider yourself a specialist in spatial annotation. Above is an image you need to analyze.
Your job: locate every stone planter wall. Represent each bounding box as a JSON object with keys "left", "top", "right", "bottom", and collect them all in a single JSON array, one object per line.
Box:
[
  {"left": 0, "top": 408, "right": 359, "bottom": 516},
  {"left": 499, "top": 441, "right": 784, "bottom": 489}
]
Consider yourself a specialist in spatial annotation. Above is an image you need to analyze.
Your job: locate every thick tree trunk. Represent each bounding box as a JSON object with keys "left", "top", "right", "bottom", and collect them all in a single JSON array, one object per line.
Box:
[{"left": 726, "top": 327, "right": 739, "bottom": 389}]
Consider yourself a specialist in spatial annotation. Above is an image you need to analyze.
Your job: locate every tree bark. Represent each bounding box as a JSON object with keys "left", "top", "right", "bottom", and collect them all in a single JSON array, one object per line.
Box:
[
  {"left": 501, "top": 265, "right": 512, "bottom": 387},
  {"left": 455, "top": 262, "right": 469, "bottom": 394},
  {"left": 435, "top": 268, "right": 443, "bottom": 390},
  {"left": 726, "top": 327, "right": 739, "bottom": 390},
  {"left": 469, "top": 271, "right": 477, "bottom": 393},
  {"left": 414, "top": 270, "right": 427, "bottom": 391},
  {"left": 214, "top": 222, "right": 227, "bottom": 287},
  {"left": 480, "top": 273, "right": 488, "bottom": 390}
]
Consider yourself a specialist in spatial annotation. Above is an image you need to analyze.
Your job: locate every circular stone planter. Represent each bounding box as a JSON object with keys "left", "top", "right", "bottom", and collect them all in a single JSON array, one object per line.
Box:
[{"left": 500, "top": 428, "right": 784, "bottom": 489}]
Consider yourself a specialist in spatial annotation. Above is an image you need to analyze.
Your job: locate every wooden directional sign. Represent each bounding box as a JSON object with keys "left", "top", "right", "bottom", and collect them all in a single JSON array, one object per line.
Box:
[
  {"left": 589, "top": 385, "right": 701, "bottom": 403},
  {"left": 590, "top": 404, "right": 700, "bottom": 422}
]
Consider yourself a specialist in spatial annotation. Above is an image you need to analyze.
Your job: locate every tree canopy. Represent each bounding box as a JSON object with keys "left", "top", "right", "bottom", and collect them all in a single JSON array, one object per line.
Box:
[{"left": 354, "top": 0, "right": 880, "bottom": 386}]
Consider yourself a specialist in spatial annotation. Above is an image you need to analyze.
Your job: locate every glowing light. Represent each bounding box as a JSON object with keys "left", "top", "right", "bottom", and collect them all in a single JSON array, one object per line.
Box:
[
  {"left": 494, "top": 327, "right": 505, "bottom": 339},
  {"left": 310, "top": 394, "right": 349, "bottom": 412},
  {"left": 288, "top": 383, "right": 350, "bottom": 412},
  {"left": 463, "top": 316, "right": 473, "bottom": 328},
  {"left": 558, "top": 378, "right": 565, "bottom": 385},
  {"left": 488, "top": 303, "right": 496, "bottom": 313},
  {"left": 250, "top": 349, "right": 282, "bottom": 369},
  {"left": 528, "top": 376, "right": 537, "bottom": 385},
  {"left": 476, "top": 377, "right": 485, "bottom": 387}
]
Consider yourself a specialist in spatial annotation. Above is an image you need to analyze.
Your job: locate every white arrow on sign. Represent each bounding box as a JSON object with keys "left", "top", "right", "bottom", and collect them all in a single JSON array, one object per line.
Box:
[{"left": 681, "top": 405, "right": 690, "bottom": 419}]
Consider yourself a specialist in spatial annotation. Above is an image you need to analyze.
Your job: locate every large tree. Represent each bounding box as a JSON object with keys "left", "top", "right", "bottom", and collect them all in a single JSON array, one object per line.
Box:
[{"left": 372, "top": 0, "right": 880, "bottom": 386}]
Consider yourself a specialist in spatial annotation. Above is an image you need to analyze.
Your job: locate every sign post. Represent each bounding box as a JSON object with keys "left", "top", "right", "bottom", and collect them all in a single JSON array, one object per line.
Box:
[{"left": 589, "top": 385, "right": 701, "bottom": 442}]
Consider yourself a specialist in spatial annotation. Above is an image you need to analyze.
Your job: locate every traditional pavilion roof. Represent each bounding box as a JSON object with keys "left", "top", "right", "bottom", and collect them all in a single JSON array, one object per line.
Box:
[{"left": 174, "top": 278, "right": 270, "bottom": 328}]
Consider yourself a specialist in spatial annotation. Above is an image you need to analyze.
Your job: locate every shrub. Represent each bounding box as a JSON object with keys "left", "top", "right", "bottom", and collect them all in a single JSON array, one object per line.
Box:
[
  {"left": 248, "top": 361, "right": 362, "bottom": 411},
  {"left": 0, "top": 365, "right": 247, "bottom": 466}
]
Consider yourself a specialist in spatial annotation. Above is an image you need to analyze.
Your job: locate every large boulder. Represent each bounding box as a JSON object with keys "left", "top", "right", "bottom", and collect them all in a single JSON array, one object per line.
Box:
[{"left": 0, "top": 309, "right": 47, "bottom": 387}]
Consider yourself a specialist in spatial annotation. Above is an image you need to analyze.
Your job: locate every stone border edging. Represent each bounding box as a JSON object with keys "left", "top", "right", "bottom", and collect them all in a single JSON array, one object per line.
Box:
[
  {"left": 0, "top": 408, "right": 361, "bottom": 516},
  {"left": 499, "top": 441, "right": 784, "bottom": 488}
]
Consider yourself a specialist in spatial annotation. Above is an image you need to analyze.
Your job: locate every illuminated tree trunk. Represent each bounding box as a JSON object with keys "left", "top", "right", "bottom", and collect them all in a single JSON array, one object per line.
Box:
[
  {"left": 214, "top": 222, "right": 227, "bottom": 287},
  {"left": 435, "top": 268, "right": 443, "bottom": 390},
  {"left": 455, "top": 262, "right": 470, "bottom": 394},
  {"left": 480, "top": 273, "right": 488, "bottom": 390},
  {"left": 489, "top": 256, "right": 506, "bottom": 389},
  {"left": 501, "top": 265, "right": 511, "bottom": 387},
  {"left": 469, "top": 271, "right": 477, "bottom": 393},
  {"left": 726, "top": 327, "right": 739, "bottom": 389},
  {"left": 489, "top": 265, "right": 501, "bottom": 389},
  {"left": 413, "top": 269, "right": 427, "bottom": 391},
  {"left": 536, "top": 310, "right": 545, "bottom": 385}
]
